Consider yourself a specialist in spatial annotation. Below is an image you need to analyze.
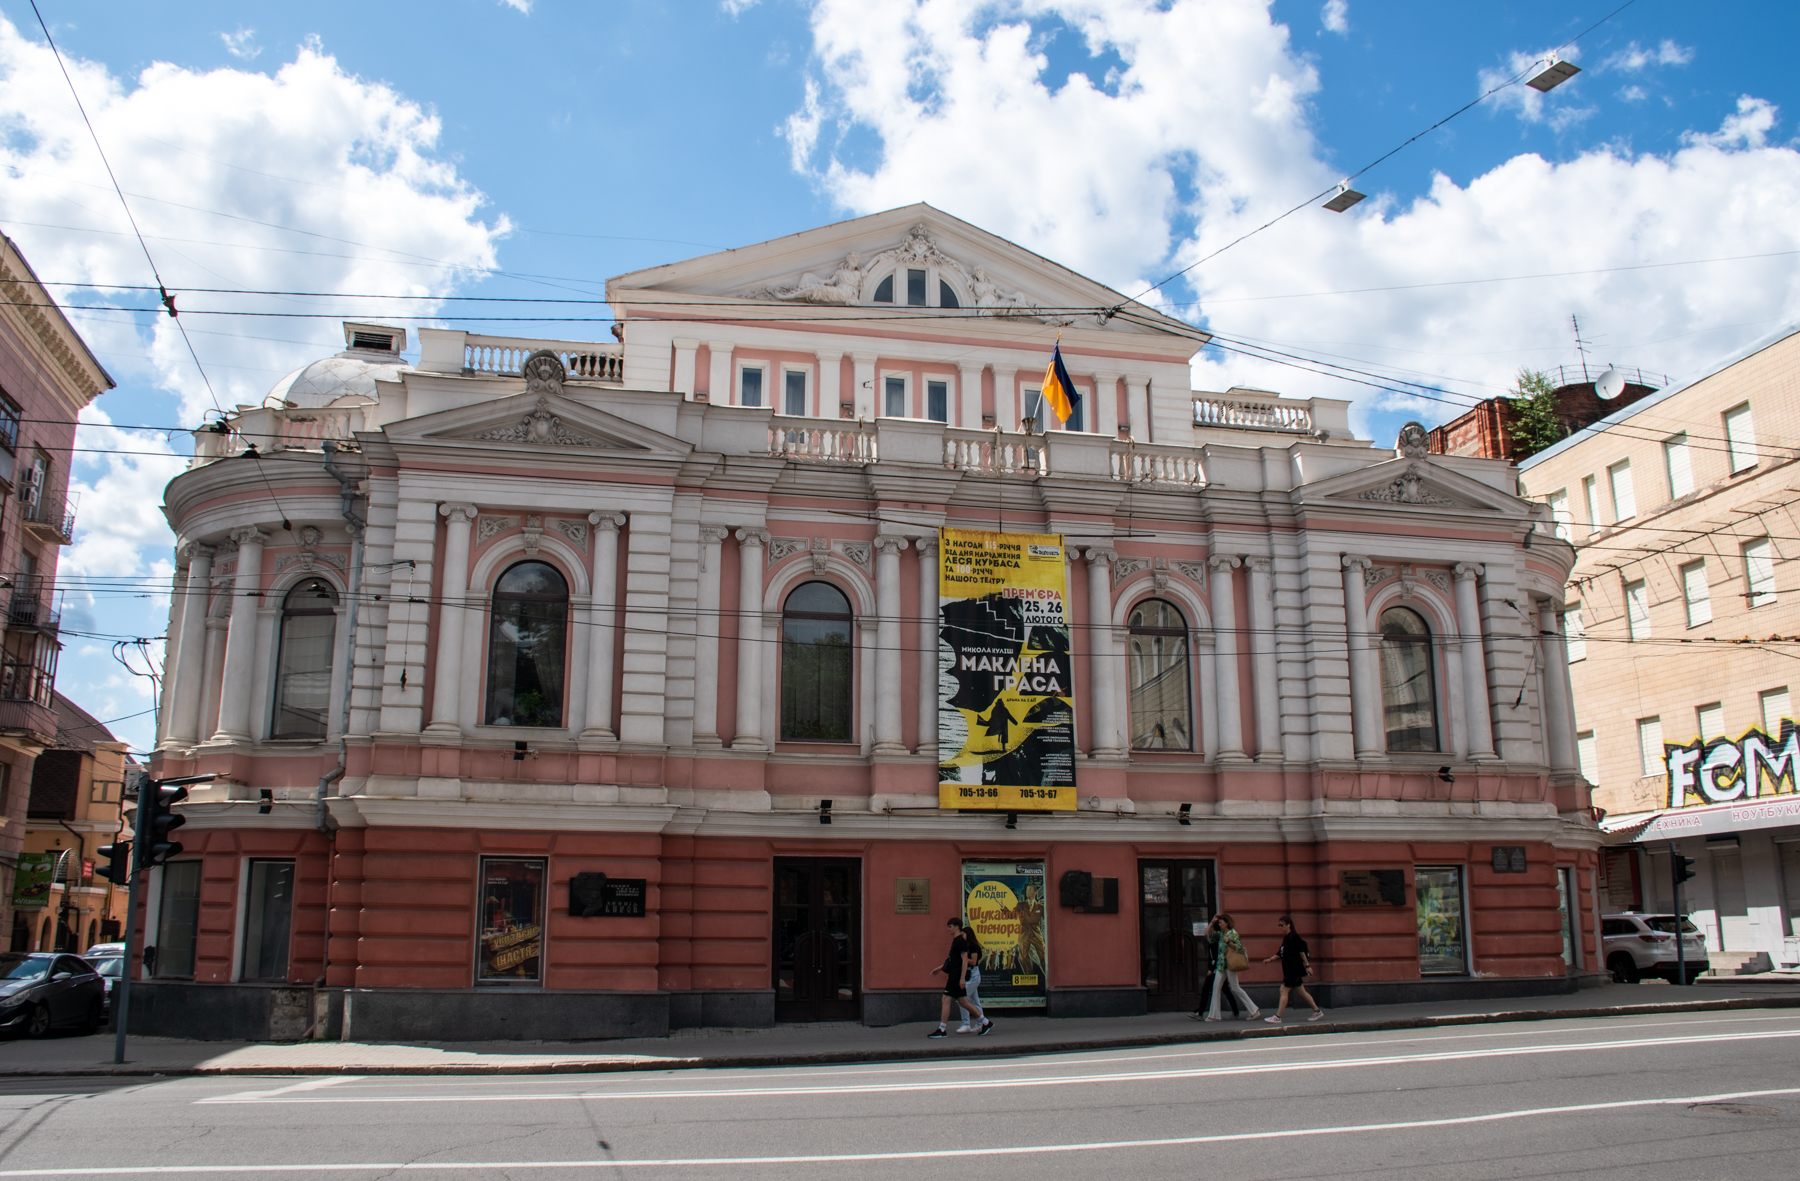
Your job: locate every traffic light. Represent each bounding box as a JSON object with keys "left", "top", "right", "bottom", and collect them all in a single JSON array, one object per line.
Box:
[
  {"left": 95, "top": 840, "right": 132, "bottom": 886},
  {"left": 138, "top": 774, "right": 215, "bottom": 868},
  {"left": 1673, "top": 854, "right": 1697, "bottom": 886}
]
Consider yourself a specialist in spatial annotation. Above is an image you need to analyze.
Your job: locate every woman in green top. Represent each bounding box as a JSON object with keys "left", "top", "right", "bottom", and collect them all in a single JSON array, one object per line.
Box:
[{"left": 1203, "top": 913, "right": 1261, "bottom": 1021}]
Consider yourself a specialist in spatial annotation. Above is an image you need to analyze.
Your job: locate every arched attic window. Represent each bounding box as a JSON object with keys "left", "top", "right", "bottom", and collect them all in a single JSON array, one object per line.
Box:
[
  {"left": 781, "top": 581, "right": 854, "bottom": 742},
  {"left": 1379, "top": 606, "right": 1439, "bottom": 752},
  {"left": 485, "top": 561, "right": 569, "bottom": 727},
  {"left": 270, "top": 578, "right": 339, "bottom": 739},
  {"left": 1128, "top": 599, "right": 1191, "bottom": 750}
]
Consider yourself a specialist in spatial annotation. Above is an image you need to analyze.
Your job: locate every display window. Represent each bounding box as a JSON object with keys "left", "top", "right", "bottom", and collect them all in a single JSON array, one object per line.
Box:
[
  {"left": 1415, "top": 865, "right": 1468, "bottom": 975},
  {"left": 478, "top": 858, "right": 545, "bottom": 984}
]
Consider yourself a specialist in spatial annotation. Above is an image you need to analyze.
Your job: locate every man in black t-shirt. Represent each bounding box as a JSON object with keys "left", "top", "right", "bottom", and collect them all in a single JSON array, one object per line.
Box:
[
  {"left": 1260, "top": 915, "right": 1324, "bottom": 1023},
  {"left": 929, "top": 916, "right": 991, "bottom": 1037}
]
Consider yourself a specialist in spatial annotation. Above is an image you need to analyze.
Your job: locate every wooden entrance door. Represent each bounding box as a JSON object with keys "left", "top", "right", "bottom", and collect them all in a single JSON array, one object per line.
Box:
[
  {"left": 774, "top": 858, "right": 861, "bottom": 1021},
  {"left": 1139, "top": 860, "right": 1216, "bottom": 1012}
]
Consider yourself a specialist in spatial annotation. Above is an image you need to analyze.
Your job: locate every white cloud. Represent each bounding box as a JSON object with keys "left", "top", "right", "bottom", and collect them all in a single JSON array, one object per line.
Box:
[
  {"left": 722, "top": 0, "right": 762, "bottom": 15},
  {"left": 1617, "top": 85, "right": 1647, "bottom": 103},
  {"left": 220, "top": 27, "right": 261, "bottom": 60},
  {"left": 1605, "top": 39, "right": 1694, "bottom": 72},
  {"left": 786, "top": 1, "right": 1800, "bottom": 443},
  {"left": 499, "top": 0, "right": 533, "bottom": 13},
  {"left": 1321, "top": 0, "right": 1348, "bottom": 36},
  {"left": 1479, "top": 46, "right": 1582, "bottom": 126}
]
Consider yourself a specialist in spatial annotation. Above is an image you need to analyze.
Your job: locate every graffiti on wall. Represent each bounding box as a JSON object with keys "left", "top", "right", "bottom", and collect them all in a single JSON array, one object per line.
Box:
[{"left": 1664, "top": 717, "right": 1800, "bottom": 808}]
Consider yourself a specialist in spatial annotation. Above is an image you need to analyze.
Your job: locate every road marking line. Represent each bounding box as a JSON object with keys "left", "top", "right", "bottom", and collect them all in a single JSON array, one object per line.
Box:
[
  {"left": 11, "top": 1086, "right": 1800, "bottom": 1174},
  {"left": 192, "top": 1028, "right": 1800, "bottom": 1105},
  {"left": 210, "top": 1077, "right": 362, "bottom": 1102}
]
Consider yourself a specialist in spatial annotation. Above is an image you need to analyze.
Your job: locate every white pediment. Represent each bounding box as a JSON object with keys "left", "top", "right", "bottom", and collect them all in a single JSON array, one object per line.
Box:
[{"left": 1309, "top": 459, "right": 1514, "bottom": 515}]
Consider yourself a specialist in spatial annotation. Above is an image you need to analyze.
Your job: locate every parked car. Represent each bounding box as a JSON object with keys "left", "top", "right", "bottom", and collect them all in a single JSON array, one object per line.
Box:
[
  {"left": 81, "top": 943, "right": 125, "bottom": 963},
  {"left": 0, "top": 953, "right": 106, "bottom": 1037},
  {"left": 1602, "top": 912, "right": 1710, "bottom": 983},
  {"left": 88, "top": 957, "right": 122, "bottom": 1016}
]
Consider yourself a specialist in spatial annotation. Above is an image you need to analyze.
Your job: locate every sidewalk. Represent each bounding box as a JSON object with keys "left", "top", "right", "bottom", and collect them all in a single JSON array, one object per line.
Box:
[{"left": 4, "top": 977, "right": 1797, "bottom": 1078}]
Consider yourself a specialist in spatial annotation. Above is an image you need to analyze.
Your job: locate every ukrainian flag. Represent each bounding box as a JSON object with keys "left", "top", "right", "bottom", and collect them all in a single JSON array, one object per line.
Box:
[{"left": 1040, "top": 342, "right": 1078, "bottom": 425}]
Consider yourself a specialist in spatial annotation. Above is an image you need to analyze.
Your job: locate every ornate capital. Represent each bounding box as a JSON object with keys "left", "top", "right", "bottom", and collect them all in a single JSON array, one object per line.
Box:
[
  {"left": 229, "top": 526, "right": 266, "bottom": 548},
  {"left": 1245, "top": 555, "right": 1273, "bottom": 574},
  {"left": 440, "top": 503, "right": 479, "bottom": 525},
  {"left": 180, "top": 541, "right": 217, "bottom": 565},
  {"left": 699, "top": 524, "right": 731, "bottom": 545},
  {"left": 1453, "top": 562, "right": 1484, "bottom": 582},
  {"left": 736, "top": 527, "right": 771, "bottom": 548},
  {"left": 1207, "top": 554, "right": 1241, "bottom": 571},
  {"left": 874, "top": 535, "right": 910, "bottom": 556},
  {"left": 1084, "top": 547, "right": 1117, "bottom": 566},
  {"left": 588, "top": 511, "right": 626, "bottom": 533},
  {"left": 914, "top": 536, "right": 938, "bottom": 558},
  {"left": 1342, "top": 553, "right": 1372, "bottom": 572}
]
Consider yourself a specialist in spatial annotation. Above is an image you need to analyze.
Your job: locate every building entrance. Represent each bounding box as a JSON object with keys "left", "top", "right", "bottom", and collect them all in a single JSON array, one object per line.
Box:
[
  {"left": 773, "top": 858, "right": 861, "bottom": 1022},
  {"left": 1138, "top": 860, "right": 1216, "bottom": 1012}
]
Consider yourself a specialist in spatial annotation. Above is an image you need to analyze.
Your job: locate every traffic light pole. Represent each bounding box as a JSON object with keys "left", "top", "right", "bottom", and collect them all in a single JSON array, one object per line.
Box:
[
  {"left": 1673, "top": 846, "right": 1686, "bottom": 987},
  {"left": 111, "top": 834, "right": 144, "bottom": 1065}
]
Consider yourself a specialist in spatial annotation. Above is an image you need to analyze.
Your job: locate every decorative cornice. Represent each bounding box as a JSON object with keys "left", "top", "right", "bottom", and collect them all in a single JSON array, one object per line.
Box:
[
  {"left": 1360, "top": 462, "right": 1454, "bottom": 506},
  {"left": 768, "top": 536, "right": 809, "bottom": 563},
  {"left": 0, "top": 254, "right": 106, "bottom": 404},
  {"left": 475, "top": 514, "right": 511, "bottom": 542},
  {"left": 471, "top": 396, "right": 599, "bottom": 446}
]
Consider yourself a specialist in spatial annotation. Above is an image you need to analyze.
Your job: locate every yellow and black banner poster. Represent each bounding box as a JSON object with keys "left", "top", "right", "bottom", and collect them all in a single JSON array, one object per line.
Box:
[{"left": 938, "top": 528, "right": 1076, "bottom": 810}]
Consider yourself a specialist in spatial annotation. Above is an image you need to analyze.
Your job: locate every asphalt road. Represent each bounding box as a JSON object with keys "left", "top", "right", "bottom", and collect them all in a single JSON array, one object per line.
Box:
[{"left": 0, "top": 1009, "right": 1795, "bottom": 1179}]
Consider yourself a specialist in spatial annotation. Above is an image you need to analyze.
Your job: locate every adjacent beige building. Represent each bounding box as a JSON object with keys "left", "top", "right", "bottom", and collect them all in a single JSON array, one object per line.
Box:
[{"left": 1519, "top": 326, "right": 1800, "bottom": 972}]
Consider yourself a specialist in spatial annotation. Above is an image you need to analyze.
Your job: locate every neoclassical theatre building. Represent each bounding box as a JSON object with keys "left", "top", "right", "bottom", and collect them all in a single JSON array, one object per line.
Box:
[{"left": 141, "top": 206, "right": 1594, "bottom": 1040}]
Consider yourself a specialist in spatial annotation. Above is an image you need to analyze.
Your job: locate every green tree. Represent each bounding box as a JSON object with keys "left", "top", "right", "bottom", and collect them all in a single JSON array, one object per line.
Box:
[{"left": 1507, "top": 368, "right": 1567, "bottom": 457}]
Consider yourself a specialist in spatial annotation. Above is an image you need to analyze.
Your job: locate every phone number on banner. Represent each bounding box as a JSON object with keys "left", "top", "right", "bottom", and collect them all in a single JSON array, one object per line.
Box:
[{"left": 940, "top": 784, "right": 1075, "bottom": 809}]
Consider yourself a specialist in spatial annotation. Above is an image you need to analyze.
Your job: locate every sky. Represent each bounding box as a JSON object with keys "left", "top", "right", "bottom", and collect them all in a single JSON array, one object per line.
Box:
[{"left": 1, "top": 0, "right": 1797, "bottom": 754}]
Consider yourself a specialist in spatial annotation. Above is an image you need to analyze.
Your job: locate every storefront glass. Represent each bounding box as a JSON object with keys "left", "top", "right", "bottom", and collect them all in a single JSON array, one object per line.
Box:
[
  {"left": 1415, "top": 866, "right": 1467, "bottom": 975},
  {"left": 478, "top": 858, "right": 545, "bottom": 984}
]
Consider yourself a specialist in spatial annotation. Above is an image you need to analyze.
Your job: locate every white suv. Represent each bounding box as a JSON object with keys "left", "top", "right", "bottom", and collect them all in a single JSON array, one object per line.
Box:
[{"left": 1602, "top": 913, "right": 1709, "bottom": 984}]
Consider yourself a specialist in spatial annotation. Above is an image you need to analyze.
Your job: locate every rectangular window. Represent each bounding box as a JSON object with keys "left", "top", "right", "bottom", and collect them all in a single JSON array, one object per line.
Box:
[
  {"left": 1576, "top": 730, "right": 1598, "bottom": 784},
  {"left": 1744, "top": 537, "right": 1776, "bottom": 607},
  {"left": 739, "top": 366, "right": 763, "bottom": 408},
  {"left": 1724, "top": 402, "right": 1757, "bottom": 473},
  {"left": 1547, "top": 490, "right": 1571, "bottom": 540},
  {"left": 1760, "top": 686, "right": 1790, "bottom": 735},
  {"left": 1636, "top": 716, "right": 1663, "bottom": 778},
  {"left": 906, "top": 267, "right": 927, "bottom": 307},
  {"left": 1022, "top": 387, "right": 1046, "bottom": 426},
  {"left": 155, "top": 861, "right": 203, "bottom": 978},
  {"left": 1696, "top": 702, "right": 1725, "bottom": 741},
  {"left": 1664, "top": 434, "right": 1694, "bottom": 499},
  {"left": 926, "top": 379, "right": 948, "bottom": 423},
  {"left": 1607, "top": 459, "right": 1635, "bottom": 521},
  {"left": 0, "top": 391, "right": 17, "bottom": 453},
  {"left": 1564, "top": 606, "right": 1586, "bottom": 662},
  {"left": 1557, "top": 867, "right": 1577, "bottom": 968},
  {"left": 477, "top": 857, "right": 545, "bottom": 984},
  {"left": 883, "top": 376, "right": 906, "bottom": 418},
  {"left": 1581, "top": 475, "right": 1600, "bottom": 532},
  {"left": 1624, "top": 579, "right": 1649, "bottom": 640},
  {"left": 783, "top": 370, "right": 807, "bottom": 417},
  {"left": 241, "top": 859, "right": 295, "bottom": 982},
  {"left": 1415, "top": 866, "right": 1467, "bottom": 975},
  {"left": 1680, "top": 559, "right": 1711, "bottom": 627}
]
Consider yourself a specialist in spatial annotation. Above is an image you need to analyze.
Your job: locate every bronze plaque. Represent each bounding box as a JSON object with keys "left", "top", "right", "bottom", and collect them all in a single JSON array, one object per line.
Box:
[
  {"left": 895, "top": 877, "right": 931, "bottom": 914},
  {"left": 1340, "top": 869, "right": 1407, "bottom": 907}
]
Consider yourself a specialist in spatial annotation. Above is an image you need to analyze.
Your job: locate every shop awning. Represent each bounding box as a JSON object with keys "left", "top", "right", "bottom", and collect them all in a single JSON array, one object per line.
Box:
[{"left": 1603, "top": 795, "right": 1800, "bottom": 844}]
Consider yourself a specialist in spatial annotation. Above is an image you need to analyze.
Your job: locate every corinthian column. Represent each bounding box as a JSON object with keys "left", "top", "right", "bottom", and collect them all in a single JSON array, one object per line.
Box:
[
  {"left": 426, "top": 504, "right": 478, "bottom": 735},
  {"left": 1455, "top": 563, "right": 1497, "bottom": 760},
  {"left": 581, "top": 512, "right": 625, "bottom": 741},
  {"left": 693, "top": 525, "right": 729, "bottom": 747},
  {"left": 1540, "top": 599, "right": 1578, "bottom": 772},
  {"left": 873, "top": 535, "right": 909, "bottom": 755},
  {"left": 1085, "top": 548, "right": 1123, "bottom": 757},
  {"left": 163, "top": 543, "right": 214, "bottom": 749},
  {"left": 209, "top": 527, "right": 266, "bottom": 744},
  {"left": 1208, "top": 555, "right": 1245, "bottom": 760},
  {"left": 916, "top": 536, "right": 939, "bottom": 757},
  {"left": 733, "top": 529, "right": 769, "bottom": 750},
  {"left": 1342, "top": 555, "right": 1382, "bottom": 758},
  {"left": 1246, "top": 556, "right": 1281, "bottom": 760}
]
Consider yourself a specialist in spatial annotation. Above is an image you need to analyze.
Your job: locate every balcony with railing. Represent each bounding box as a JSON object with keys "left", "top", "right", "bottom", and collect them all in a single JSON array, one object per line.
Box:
[
  {"left": 6, "top": 576, "right": 61, "bottom": 636},
  {"left": 1193, "top": 394, "right": 1316, "bottom": 435},
  {"left": 0, "top": 590, "right": 60, "bottom": 743},
  {"left": 21, "top": 485, "right": 76, "bottom": 545},
  {"left": 462, "top": 334, "right": 624, "bottom": 382}
]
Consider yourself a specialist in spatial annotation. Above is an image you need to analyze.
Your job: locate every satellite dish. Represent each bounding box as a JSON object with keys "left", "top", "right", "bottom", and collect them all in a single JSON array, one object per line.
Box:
[{"left": 1595, "top": 368, "right": 1626, "bottom": 401}]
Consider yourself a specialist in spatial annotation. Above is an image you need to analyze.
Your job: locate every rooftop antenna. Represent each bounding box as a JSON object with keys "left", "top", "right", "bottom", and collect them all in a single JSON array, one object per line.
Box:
[{"left": 1571, "top": 314, "right": 1591, "bottom": 382}]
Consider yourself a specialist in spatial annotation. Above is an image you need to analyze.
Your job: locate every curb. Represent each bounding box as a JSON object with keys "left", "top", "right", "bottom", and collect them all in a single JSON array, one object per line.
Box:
[{"left": 3, "top": 994, "right": 1798, "bottom": 1078}]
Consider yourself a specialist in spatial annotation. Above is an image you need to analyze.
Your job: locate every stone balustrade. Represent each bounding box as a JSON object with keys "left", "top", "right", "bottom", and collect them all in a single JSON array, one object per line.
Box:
[
  {"left": 463, "top": 334, "right": 624, "bottom": 382},
  {"left": 1193, "top": 396, "right": 1313, "bottom": 433}
]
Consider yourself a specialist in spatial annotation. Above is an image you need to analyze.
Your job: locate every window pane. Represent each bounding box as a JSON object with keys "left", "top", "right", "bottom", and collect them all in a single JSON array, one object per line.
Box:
[
  {"left": 242, "top": 860, "right": 295, "bottom": 982},
  {"left": 1664, "top": 435, "right": 1694, "bottom": 498},
  {"left": 884, "top": 376, "right": 906, "bottom": 418},
  {"left": 1565, "top": 606, "right": 1586, "bottom": 662},
  {"left": 872, "top": 274, "right": 894, "bottom": 303},
  {"left": 1637, "top": 716, "right": 1663, "bottom": 777},
  {"left": 1744, "top": 537, "right": 1776, "bottom": 607},
  {"left": 1416, "top": 867, "right": 1465, "bottom": 975},
  {"left": 272, "top": 580, "right": 338, "bottom": 739},
  {"left": 927, "top": 380, "right": 948, "bottom": 423},
  {"left": 1696, "top": 702, "right": 1724, "bottom": 741},
  {"left": 1680, "top": 560, "right": 1711, "bottom": 627},
  {"left": 485, "top": 563, "right": 568, "bottom": 727},
  {"left": 1582, "top": 476, "right": 1599, "bottom": 530},
  {"left": 1023, "top": 389, "right": 1045, "bottom": 424},
  {"left": 1725, "top": 403, "right": 1757, "bottom": 473},
  {"left": 784, "top": 370, "right": 807, "bottom": 416},
  {"left": 1127, "top": 600, "right": 1190, "bottom": 750},
  {"left": 740, "top": 367, "right": 762, "bottom": 408},
  {"left": 1379, "top": 607, "right": 1438, "bottom": 751},
  {"left": 906, "top": 267, "right": 926, "bottom": 306},
  {"left": 477, "top": 858, "right": 544, "bottom": 983},
  {"left": 1760, "top": 687, "right": 1790, "bottom": 735},
  {"left": 1547, "top": 490, "right": 1571, "bottom": 539},
  {"left": 1608, "top": 459, "right": 1635, "bottom": 520},
  {"left": 1624, "top": 580, "right": 1649, "bottom": 640},
  {"left": 938, "top": 280, "right": 959, "bottom": 309},
  {"left": 782, "top": 582, "right": 852, "bottom": 742},
  {"left": 155, "top": 861, "right": 202, "bottom": 978},
  {"left": 1577, "top": 731, "right": 1598, "bottom": 783}
]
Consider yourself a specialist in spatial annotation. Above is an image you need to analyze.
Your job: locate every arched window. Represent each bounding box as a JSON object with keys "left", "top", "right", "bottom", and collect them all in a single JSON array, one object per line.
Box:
[
  {"left": 781, "top": 581, "right": 853, "bottom": 742},
  {"left": 271, "top": 578, "right": 338, "bottom": 739},
  {"left": 485, "top": 561, "right": 568, "bottom": 727},
  {"left": 1128, "top": 599, "right": 1191, "bottom": 750},
  {"left": 1380, "top": 606, "right": 1439, "bottom": 752}
]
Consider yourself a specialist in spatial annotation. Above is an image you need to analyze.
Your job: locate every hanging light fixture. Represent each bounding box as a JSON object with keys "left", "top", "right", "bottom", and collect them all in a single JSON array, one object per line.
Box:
[
  {"left": 1527, "top": 58, "right": 1581, "bottom": 92},
  {"left": 1322, "top": 182, "right": 1366, "bottom": 213}
]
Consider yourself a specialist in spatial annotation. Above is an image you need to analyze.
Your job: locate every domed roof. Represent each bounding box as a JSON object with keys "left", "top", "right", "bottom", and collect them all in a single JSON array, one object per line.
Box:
[{"left": 266, "top": 350, "right": 408, "bottom": 409}]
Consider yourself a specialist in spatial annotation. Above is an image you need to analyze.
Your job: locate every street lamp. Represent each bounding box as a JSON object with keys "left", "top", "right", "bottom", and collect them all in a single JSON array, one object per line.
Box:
[
  {"left": 1527, "top": 58, "right": 1581, "bottom": 92},
  {"left": 1322, "top": 183, "right": 1366, "bottom": 213}
]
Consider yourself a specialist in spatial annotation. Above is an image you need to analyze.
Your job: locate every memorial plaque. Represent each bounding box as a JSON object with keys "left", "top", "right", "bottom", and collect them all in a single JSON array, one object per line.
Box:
[
  {"left": 1490, "top": 846, "right": 1528, "bottom": 874},
  {"left": 895, "top": 877, "right": 931, "bottom": 914},
  {"left": 569, "top": 872, "right": 648, "bottom": 917},
  {"left": 1340, "top": 869, "right": 1407, "bottom": 907}
]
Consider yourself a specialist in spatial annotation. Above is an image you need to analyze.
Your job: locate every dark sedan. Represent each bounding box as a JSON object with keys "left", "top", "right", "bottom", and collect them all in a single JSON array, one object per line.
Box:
[{"left": 0, "top": 953, "right": 106, "bottom": 1038}]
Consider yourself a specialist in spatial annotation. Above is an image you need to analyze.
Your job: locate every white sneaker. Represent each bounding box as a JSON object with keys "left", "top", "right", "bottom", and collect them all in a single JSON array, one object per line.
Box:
[
  {"left": 1308, "top": 1010, "right": 1325, "bottom": 1022},
  {"left": 1264, "top": 1014, "right": 1282, "bottom": 1023},
  {"left": 955, "top": 1025, "right": 973, "bottom": 1034}
]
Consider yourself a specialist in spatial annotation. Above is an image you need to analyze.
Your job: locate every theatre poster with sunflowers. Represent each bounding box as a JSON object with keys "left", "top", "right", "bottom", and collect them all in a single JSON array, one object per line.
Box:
[{"left": 937, "top": 528, "right": 1077, "bottom": 810}]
